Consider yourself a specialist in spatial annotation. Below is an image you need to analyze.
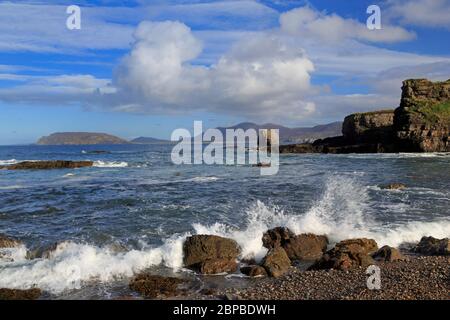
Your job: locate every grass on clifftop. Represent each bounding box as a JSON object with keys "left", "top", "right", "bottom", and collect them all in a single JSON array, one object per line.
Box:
[{"left": 410, "top": 101, "right": 450, "bottom": 124}]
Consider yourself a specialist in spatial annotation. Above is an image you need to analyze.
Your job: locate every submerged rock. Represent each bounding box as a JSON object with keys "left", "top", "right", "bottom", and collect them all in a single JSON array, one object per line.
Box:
[
  {"left": 183, "top": 235, "right": 240, "bottom": 274},
  {"left": 372, "top": 245, "right": 406, "bottom": 262},
  {"left": 309, "top": 238, "right": 378, "bottom": 271},
  {"left": 413, "top": 236, "right": 450, "bottom": 256},
  {"left": 261, "top": 247, "right": 291, "bottom": 277},
  {"left": 0, "top": 288, "right": 41, "bottom": 300},
  {"left": 0, "top": 234, "right": 22, "bottom": 248},
  {"left": 380, "top": 183, "right": 407, "bottom": 190},
  {"left": 0, "top": 160, "right": 93, "bottom": 170},
  {"left": 129, "top": 274, "right": 185, "bottom": 299}
]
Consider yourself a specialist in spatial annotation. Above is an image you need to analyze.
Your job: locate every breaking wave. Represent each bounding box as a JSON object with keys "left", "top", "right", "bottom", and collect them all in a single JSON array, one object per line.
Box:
[
  {"left": 93, "top": 161, "right": 128, "bottom": 168},
  {"left": 1, "top": 176, "right": 449, "bottom": 294}
]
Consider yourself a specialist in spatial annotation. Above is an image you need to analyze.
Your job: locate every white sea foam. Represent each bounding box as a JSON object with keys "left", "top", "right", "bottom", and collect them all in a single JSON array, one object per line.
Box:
[
  {"left": 0, "top": 159, "right": 18, "bottom": 165},
  {"left": 0, "top": 175, "right": 448, "bottom": 294},
  {"left": 93, "top": 161, "right": 128, "bottom": 168}
]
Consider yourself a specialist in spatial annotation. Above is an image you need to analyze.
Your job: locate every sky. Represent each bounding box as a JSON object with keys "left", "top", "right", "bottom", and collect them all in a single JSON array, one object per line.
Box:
[{"left": 0, "top": 0, "right": 449, "bottom": 144}]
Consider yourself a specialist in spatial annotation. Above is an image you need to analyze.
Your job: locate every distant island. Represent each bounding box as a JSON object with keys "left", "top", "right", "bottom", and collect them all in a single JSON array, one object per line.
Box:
[
  {"left": 37, "top": 132, "right": 129, "bottom": 145},
  {"left": 130, "top": 137, "right": 173, "bottom": 144}
]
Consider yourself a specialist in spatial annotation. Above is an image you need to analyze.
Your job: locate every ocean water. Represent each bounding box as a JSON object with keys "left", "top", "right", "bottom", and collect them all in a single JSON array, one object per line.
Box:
[{"left": 0, "top": 144, "right": 449, "bottom": 298}]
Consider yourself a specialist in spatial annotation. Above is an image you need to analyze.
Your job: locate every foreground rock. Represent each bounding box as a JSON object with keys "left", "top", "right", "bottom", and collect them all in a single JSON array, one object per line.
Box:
[
  {"left": 0, "top": 160, "right": 93, "bottom": 170},
  {"left": 183, "top": 235, "right": 240, "bottom": 274},
  {"left": 262, "top": 227, "right": 328, "bottom": 261},
  {"left": 240, "top": 265, "right": 268, "bottom": 277},
  {"left": 0, "top": 288, "right": 41, "bottom": 300},
  {"left": 309, "top": 238, "right": 378, "bottom": 271},
  {"left": 280, "top": 78, "right": 450, "bottom": 154},
  {"left": 380, "top": 183, "right": 407, "bottom": 190},
  {"left": 261, "top": 247, "right": 291, "bottom": 277},
  {"left": 0, "top": 234, "right": 22, "bottom": 248},
  {"left": 129, "top": 274, "right": 185, "bottom": 299},
  {"left": 372, "top": 246, "right": 406, "bottom": 262},
  {"left": 413, "top": 236, "right": 450, "bottom": 256}
]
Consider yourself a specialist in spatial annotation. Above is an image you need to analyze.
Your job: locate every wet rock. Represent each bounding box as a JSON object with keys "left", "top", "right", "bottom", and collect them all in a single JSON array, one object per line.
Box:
[
  {"left": 334, "top": 238, "right": 378, "bottom": 255},
  {"left": 0, "top": 234, "right": 22, "bottom": 248},
  {"left": 309, "top": 238, "right": 378, "bottom": 271},
  {"left": 129, "top": 274, "right": 185, "bottom": 299},
  {"left": 413, "top": 236, "right": 450, "bottom": 256},
  {"left": 1, "top": 160, "right": 93, "bottom": 170},
  {"left": 199, "top": 258, "right": 238, "bottom": 274},
  {"left": 262, "top": 227, "right": 295, "bottom": 249},
  {"left": 252, "top": 163, "right": 271, "bottom": 167},
  {"left": 283, "top": 234, "right": 329, "bottom": 261},
  {"left": 380, "top": 183, "right": 407, "bottom": 190},
  {"left": 0, "top": 288, "right": 41, "bottom": 300},
  {"left": 26, "top": 241, "right": 72, "bottom": 260},
  {"left": 372, "top": 245, "right": 406, "bottom": 262},
  {"left": 240, "top": 265, "right": 268, "bottom": 277},
  {"left": 262, "top": 247, "right": 291, "bottom": 277},
  {"left": 183, "top": 235, "right": 240, "bottom": 273}
]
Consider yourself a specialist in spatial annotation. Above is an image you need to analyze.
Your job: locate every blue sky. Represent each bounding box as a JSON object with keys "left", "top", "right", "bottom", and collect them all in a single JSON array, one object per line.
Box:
[{"left": 0, "top": 0, "right": 449, "bottom": 144}]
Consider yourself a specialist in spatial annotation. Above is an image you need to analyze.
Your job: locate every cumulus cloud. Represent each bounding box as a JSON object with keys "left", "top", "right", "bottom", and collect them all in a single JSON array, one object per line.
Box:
[
  {"left": 279, "top": 7, "right": 415, "bottom": 43},
  {"left": 112, "top": 21, "right": 316, "bottom": 120}
]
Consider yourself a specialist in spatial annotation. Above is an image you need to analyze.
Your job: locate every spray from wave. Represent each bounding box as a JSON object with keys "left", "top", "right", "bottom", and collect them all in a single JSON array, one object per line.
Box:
[{"left": 93, "top": 161, "right": 128, "bottom": 168}]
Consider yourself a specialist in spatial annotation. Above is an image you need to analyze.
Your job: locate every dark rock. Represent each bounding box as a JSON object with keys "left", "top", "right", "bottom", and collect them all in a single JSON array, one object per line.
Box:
[
  {"left": 372, "top": 245, "right": 406, "bottom": 262},
  {"left": 413, "top": 236, "right": 450, "bottom": 256},
  {"left": 380, "top": 183, "right": 407, "bottom": 190},
  {"left": 342, "top": 110, "right": 395, "bottom": 144},
  {"left": 252, "top": 163, "right": 271, "bottom": 167},
  {"left": 240, "top": 265, "right": 268, "bottom": 277},
  {"left": 308, "top": 238, "right": 378, "bottom": 271},
  {"left": 129, "top": 274, "right": 185, "bottom": 299},
  {"left": 261, "top": 247, "right": 291, "bottom": 277},
  {"left": 0, "top": 288, "right": 41, "bottom": 300},
  {"left": 282, "top": 233, "right": 328, "bottom": 261},
  {"left": 37, "top": 132, "right": 128, "bottom": 145},
  {"left": 199, "top": 258, "right": 238, "bottom": 274},
  {"left": 183, "top": 235, "right": 240, "bottom": 273},
  {"left": 262, "top": 227, "right": 295, "bottom": 249},
  {"left": 1, "top": 160, "right": 93, "bottom": 170},
  {"left": 26, "top": 242, "right": 66, "bottom": 260},
  {"left": 0, "top": 234, "right": 22, "bottom": 248}
]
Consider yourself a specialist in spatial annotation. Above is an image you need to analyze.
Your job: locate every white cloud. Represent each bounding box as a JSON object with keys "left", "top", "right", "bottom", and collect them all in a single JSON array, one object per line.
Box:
[
  {"left": 112, "top": 21, "right": 316, "bottom": 120},
  {"left": 386, "top": 0, "right": 450, "bottom": 29},
  {"left": 280, "top": 7, "right": 415, "bottom": 43}
]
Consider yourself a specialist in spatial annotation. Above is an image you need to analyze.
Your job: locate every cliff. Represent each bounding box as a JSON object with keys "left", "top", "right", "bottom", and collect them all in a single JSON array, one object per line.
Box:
[
  {"left": 394, "top": 79, "right": 450, "bottom": 152},
  {"left": 280, "top": 79, "right": 450, "bottom": 154},
  {"left": 37, "top": 132, "right": 129, "bottom": 145}
]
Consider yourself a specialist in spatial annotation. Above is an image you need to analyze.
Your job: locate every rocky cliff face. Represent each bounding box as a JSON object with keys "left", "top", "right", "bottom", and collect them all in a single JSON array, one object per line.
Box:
[
  {"left": 342, "top": 110, "right": 394, "bottom": 144},
  {"left": 280, "top": 78, "right": 450, "bottom": 154},
  {"left": 394, "top": 79, "right": 450, "bottom": 152}
]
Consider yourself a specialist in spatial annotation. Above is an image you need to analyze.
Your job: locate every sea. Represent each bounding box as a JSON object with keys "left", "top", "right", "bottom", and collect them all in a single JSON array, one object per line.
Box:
[{"left": 0, "top": 144, "right": 449, "bottom": 299}]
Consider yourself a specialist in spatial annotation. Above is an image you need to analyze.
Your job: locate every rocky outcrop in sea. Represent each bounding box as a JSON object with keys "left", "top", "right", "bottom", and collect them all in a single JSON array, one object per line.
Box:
[{"left": 280, "top": 79, "right": 450, "bottom": 154}]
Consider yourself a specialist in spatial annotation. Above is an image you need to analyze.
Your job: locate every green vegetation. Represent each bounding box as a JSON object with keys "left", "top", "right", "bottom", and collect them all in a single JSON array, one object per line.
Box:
[{"left": 409, "top": 100, "right": 450, "bottom": 124}]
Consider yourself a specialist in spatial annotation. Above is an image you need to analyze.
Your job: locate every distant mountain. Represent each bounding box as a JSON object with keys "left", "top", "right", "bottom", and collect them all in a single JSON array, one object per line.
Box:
[
  {"left": 216, "top": 121, "right": 342, "bottom": 144},
  {"left": 37, "top": 132, "right": 129, "bottom": 145},
  {"left": 131, "top": 137, "right": 172, "bottom": 144}
]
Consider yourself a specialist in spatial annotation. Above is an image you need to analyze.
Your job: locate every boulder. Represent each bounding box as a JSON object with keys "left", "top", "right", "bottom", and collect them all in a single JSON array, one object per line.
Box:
[
  {"left": 1, "top": 160, "right": 93, "bottom": 170},
  {"left": 262, "top": 227, "right": 295, "bottom": 249},
  {"left": 372, "top": 245, "right": 406, "bottom": 262},
  {"left": 0, "top": 288, "right": 41, "bottom": 300},
  {"left": 413, "top": 236, "right": 450, "bottom": 256},
  {"left": 199, "top": 258, "right": 238, "bottom": 274},
  {"left": 183, "top": 235, "right": 240, "bottom": 273},
  {"left": 261, "top": 247, "right": 291, "bottom": 277},
  {"left": 0, "top": 234, "right": 22, "bottom": 248},
  {"left": 282, "top": 233, "right": 328, "bottom": 261},
  {"left": 240, "top": 265, "right": 268, "bottom": 277},
  {"left": 380, "top": 183, "right": 407, "bottom": 190},
  {"left": 308, "top": 238, "right": 378, "bottom": 271},
  {"left": 129, "top": 274, "right": 185, "bottom": 299}
]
